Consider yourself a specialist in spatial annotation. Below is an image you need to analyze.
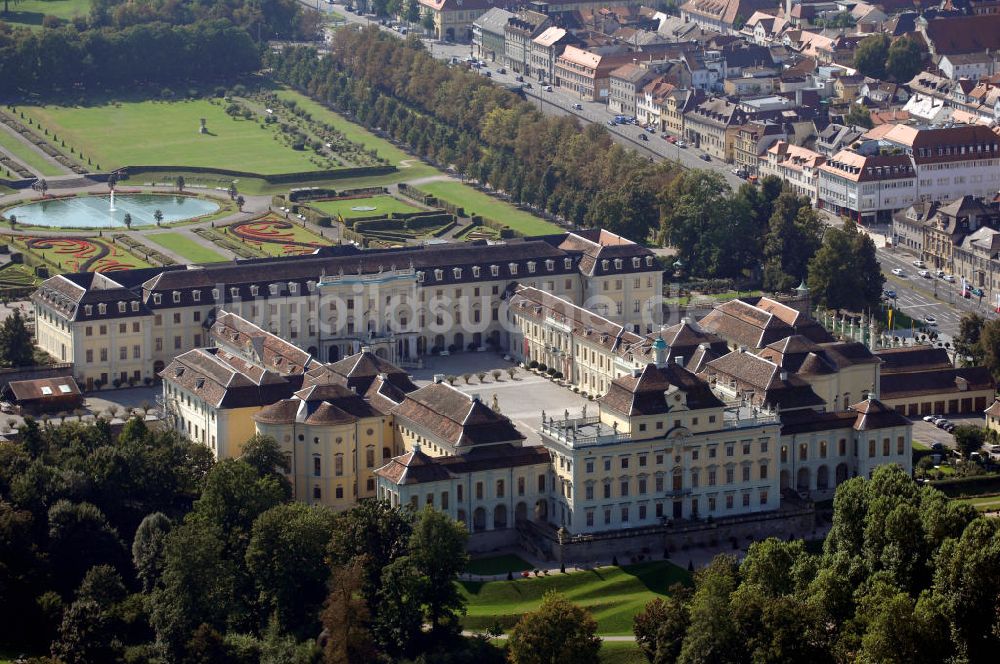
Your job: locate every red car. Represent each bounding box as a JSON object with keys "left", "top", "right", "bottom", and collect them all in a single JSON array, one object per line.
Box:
[{"left": 667, "top": 135, "right": 677, "bottom": 144}]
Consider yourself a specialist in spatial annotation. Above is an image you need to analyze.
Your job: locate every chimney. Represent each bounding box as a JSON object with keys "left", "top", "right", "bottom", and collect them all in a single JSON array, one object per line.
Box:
[
  {"left": 471, "top": 393, "right": 481, "bottom": 402},
  {"left": 433, "top": 374, "right": 445, "bottom": 384}
]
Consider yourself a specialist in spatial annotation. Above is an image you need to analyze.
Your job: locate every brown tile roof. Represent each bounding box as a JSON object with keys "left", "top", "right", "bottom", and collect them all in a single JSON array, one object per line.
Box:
[
  {"left": 161, "top": 348, "right": 298, "bottom": 409},
  {"left": 698, "top": 299, "right": 794, "bottom": 349},
  {"left": 851, "top": 397, "right": 910, "bottom": 430},
  {"left": 375, "top": 447, "right": 452, "bottom": 485},
  {"left": 365, "top": 374, "right": 410, "bottom": 415},
  {"left": 780, "top": 408, "right": 858, "bottom": 434},
  {"left": 923, "top": 14, "right": 1000, "bottom": 56},
  {"left": 510, "top": 286, "right": 644, "bottom": 354},
  {"left": 601, "top": 362, "right": 724, "bottom": 417},
  {"left": 392, "top": 383, "right": 525, "bottom": 449},
  {"left": 702, "top": 350, "right": 826, "bottom": 411},
  {"left": 305, "top": 351, "right": 417, "bottom": 395},
  {"left": 253, "top": 399, "right": 300, "bottom": 425},
  {"left": 879, "top": 367, "right": 996, "bottom": 399},
  {"left": 875, "top": 346, "right": 952, "bottom": 373},
  {"left": 375, "top": 443, "right": 550, "bottom": 486},
  {"left": 985, "top": 399, "right": 1000, "bottom": 418},
  {"left": 211, "top": 311, "right": 314, "bottom": 376},
  {"left": 5, "top": 377, "right": 82, "bottom": 402}
]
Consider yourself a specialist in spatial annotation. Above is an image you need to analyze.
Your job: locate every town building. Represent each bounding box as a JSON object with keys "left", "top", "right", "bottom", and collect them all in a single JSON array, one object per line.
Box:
[
  {"left": 608, "top": 63, "right": 657, "bottom": 117},
  {"left": 817, "top": 151, "right": 917, "bottom": 224},
  {"left": 472, "top": 7, "right": 514, "bottom": 63},
  {"left": 683, "top": 96, "right": 749, "bottom": 162},
  {"left": 555, "top": 46, "right": 637, "bottom": 101},
  {"left": 734, "top": 120, "right": 787, "bottom": 176},
  {"left": 529, "top": 27, "right": 579, "bottom": 83},
  {"left": 1, "top": 376, "right": 83, "bottom": 415},
  {"left": 680, "top": 0, "right": 778, "bottom": 34},
  {"left": 759, "top": 141, "right": 825, "bottom": 204},
  {"left": 875, "top": 346, "right": 996, "bottom": 416},
  {"left": 504, "top": 10, "right": 550, "bottom": 75},
  {"left": 32, "top": 232, "right": 663, "bottom": 389}
]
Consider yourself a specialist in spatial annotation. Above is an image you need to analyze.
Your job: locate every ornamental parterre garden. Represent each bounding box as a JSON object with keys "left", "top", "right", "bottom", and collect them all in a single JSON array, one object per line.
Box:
[
  {"left": 224, "top": 216, "right": 334, "bottom": 257},
  {"left": 13, "top": 236, "right": 152, "bottom": 272}
]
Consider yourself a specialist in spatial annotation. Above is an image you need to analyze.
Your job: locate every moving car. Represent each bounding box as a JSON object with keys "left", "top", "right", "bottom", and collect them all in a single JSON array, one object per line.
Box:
[
  {"left": 919, "top": 269, "right": 930, "bottom": 278},
  {"left": 922, "top": 414, "right": 939, "bottom": 422},
  {"left": 891, "top": 268, "right": 904, "bottom": 276},
  {"left": 924, "top": 315, "right": 937, "bottom": 325},
  {"left": 639, "top": 133, "right": 648, "bottom": 141},
  {"left": 884, "top": 289, "right": 896, "bottom": 298},
  {"left": 676, "top": 140, "right": 687, "bottom": 148},
  {"left": 972, "top": 287, "right": 985, "bottom": 297},
  {"left": 498, "top": 67, "right": 506, "bottom": 74},
  {"left": 942, "top": 274, "right": 955, "bottom": 282},
  {"left": 700, "top": 153, "right": 711, "bottom": 161},
  {"left": 572, "top": 103, "right": 583, "bottom": 110},
  {"left": 543, "top": 85, "right": 553, "bottom": 92},
  {"left": 913, "top": 260, "right": 926, "bottom": 268},
  {"left": 515, "top": 75, "right": 524, "bottom": 82}
]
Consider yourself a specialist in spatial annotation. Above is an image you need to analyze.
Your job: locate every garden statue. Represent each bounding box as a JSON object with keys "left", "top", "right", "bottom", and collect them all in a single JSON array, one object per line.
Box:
[{"left": 199, "top": 118, "right": 207, "bottom": 134}]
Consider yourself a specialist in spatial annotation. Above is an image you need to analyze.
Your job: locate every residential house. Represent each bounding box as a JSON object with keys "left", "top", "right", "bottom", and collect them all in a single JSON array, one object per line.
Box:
[
  {"left": 472, "top": 7, "right": 514, "bottom": 63},
  {"left": 609, "top": 63, "right": 657, "bottom": 117},
  {"left": 555, "top": 46, "right": 636, "bottom": 101},
  {"left": 680, "top": 0, "right": 779, "bottom": 34},
  {"left": 683, "top": 96, "right": 749, "bottom": 161},
  {"left": 734, "top": 120, "right": 787, "bottom": 176},
  {"left": 938, "top": 52, "right": 998, "bottom": 81},
  {"left": 815, "top": 123, "right": 865, "bottom": 157},
  {"left": 760, "top": 141, "right": 826, "bottom": 204},
  {"left": 530, "top": 27, "right": 579, "bottom": 82},
  {"left": 505, "top": 10, "right": 550, "bottom": 74},
  {"left": 637, "top": 76, "right": 676, "bottom": 129}
]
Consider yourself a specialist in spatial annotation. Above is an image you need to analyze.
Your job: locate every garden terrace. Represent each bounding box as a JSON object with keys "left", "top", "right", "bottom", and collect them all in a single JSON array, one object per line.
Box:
[
  {"left": 220, "top": 216, "right": 334, "bottom": 257},
  {"left": 13, "top": 236, "right": 152, "bottom": 273}
]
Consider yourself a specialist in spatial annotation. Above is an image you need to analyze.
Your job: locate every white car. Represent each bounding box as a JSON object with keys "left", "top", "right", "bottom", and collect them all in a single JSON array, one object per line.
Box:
[
  {"left": 943, "top": 274, "right": 956, "bottom": 282},
  {"left": 913, "top": 260, "right": 926, "bottom": 268},
  {"left": 891, "top": 268, "right": 904, "bottom": 276},
  {"left": 918, "top": 269, "right": 930, "bottom": 278},
  {"left": 922, "top": 414, "right": 937, "bottom": 422},
  {"left": 924, "top": 315, "right": 937, "bottom": 325}
]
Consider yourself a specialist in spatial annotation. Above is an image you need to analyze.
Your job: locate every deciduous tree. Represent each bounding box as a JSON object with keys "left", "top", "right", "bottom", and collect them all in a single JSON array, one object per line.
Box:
[{"left": 507, "top": 591, "right": 601, "bottom": 664}]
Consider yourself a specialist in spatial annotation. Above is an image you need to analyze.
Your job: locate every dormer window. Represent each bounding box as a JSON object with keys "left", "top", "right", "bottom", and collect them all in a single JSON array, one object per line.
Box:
[
  {"left": 250, "top": 285, "right": 259, "bottom": 296},
  {"left": 434, "top": 269, "right": 443, "bottom": 281},
  {"left": 153, "top": 294, "right": 162, "bottom": 305},
  {"left": 85, "top": 305, "right": 93, "bottom": 316},
  {"left": 453, "top": 267, "right": 462, "bottom": 279},
  {"left": 212, "top": 288, "right": 220, "bottom": 300},
  {"left": 527, "top": 261, "right": 536, "bottom": 274},
  {"left": 131, "top": 301, "right": 139, "bottom": 312},
  {"left": 602, "top": 259, "right": 609, "bottom": 271},
  {"left": 472, "top": 266, "right": 481, "bottom": 277},
  {"left": 490, "top": 264, "right": 499, "bottom": 277},
  {"left": 118, "top": 302, "right": 126, "bottom": 313},
  {"left": 564, "top": 258, "right": 572, "bottom": 269},
  {"left": 289, "top": 282, "right": 298, "bottom": 294},
  {"left": 509, "top": 263, "right": 518, "bottom": 275},
  {"left": 546, "top": 259, "right": 554, "bottom": 271},
  {"left": 192, "top": 291, "right": 201, "bottom": 302},
  {"left": 230, "top": 287, "right": 239, "bottom": 297},
  {"left": 307, "top": 280, "right": 316, "bottom": 292},
  {"left": 172, "top": 291, "right": 181, "bottom": 304},
  {"left": 416, "top": 271, "right": 425, "bottom": 282},
  {"left": 269, "top": 284, "right": 279, "bottom": 296},
  {"left": 98, "top": 303, "right": 107, "bottom": 314},
  {"left": 632, "top": 257, "right": 640, "bottom": 268},
  {"left": 614, "top": 258, "right": 623, "bottom": 269}
]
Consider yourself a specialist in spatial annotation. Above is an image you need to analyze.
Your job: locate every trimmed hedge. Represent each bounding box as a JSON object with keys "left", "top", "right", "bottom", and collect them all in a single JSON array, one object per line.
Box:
[
  {"left": 121, "top": 164, "right": 396, "bottom": 184},
  {"left": 929, "top": 474, "right": 1000, "bottom": 498}
]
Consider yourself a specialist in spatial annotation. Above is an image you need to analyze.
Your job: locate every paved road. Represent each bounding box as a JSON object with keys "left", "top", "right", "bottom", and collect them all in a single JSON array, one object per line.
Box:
[{"left": 320, "top": 3, "right": 987, "bottom": 335}]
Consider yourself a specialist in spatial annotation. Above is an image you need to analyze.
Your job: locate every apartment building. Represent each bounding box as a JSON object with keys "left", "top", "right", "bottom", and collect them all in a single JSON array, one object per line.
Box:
[
  {"left": 817, "top": 151, "right": 917, "bottom": 224},
  {"left": 555, "top": 46, "right": 636, "bottom": 101},
  {"left": 504, "top": 10, "right": 549, "bottom": 74},
  {"left": 32, "top": 232, "right": 663, "bottom": 389},
  {"left": 472, "top": 7, "right": 514, "bottom": 63},
  {"left": 760, "top": 141, "right": 825, "bottom": 205},
  {"left": 529, "top": 27, "right": 576, "bottom": 83},
  {"left": 683, "top": 97, "right": 748, "bottom": 162},
  {"left": 733, "top": 121, "right": 786, "bottom": 176},
  {"left": 608, "top": 63, "right": 657, "bottom": 117}
]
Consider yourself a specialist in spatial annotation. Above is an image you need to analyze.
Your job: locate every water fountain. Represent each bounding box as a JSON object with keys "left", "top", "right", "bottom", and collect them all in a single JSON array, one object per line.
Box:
[{"left": 108, "top": 189, "right": 116, "bottom": 213}]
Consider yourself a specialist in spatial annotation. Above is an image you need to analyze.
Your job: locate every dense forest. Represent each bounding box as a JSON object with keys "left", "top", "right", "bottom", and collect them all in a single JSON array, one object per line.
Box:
[
  {"left": 0, "top": 419, "right": 489, "bottom": 663},
  {"left": 633, "top": 465, "right": 1000, "bottom": 664},
  {"left": 0, "top": 0, "right": 319, "bottom": 95}
]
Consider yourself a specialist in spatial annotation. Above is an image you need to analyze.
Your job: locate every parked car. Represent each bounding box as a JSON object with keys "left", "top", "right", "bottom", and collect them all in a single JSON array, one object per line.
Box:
[
  {"left": 919, "top": 269, "right": 930, "bottom": 278},
  {"left": 515, "top": 75, "right": 524, "bottom": 82},
  {"left": 646, "top": 125, "right": 656, "bottom": 133},
  {"left": 913, "top": 260, "right": 926, "bottom": 268},
  {"left": 498, "top": 67, "right": 506, "bottom": 74},
  {"left": 884, "top": 289, "right": 896, "bottom": 299},
  {"left": 607, "top": 120, "right": 617, "bottom": 126},
  {"left": 936, "top": 419, "right": 951, "bottom": 429},
  {"left": 483, "top": 71, "right": 491, "bottom": 77},
  {"left": 891, "top": 268, "right": 904, "bottom": 276},
  {"left": 972, "top": 286, "right": 984, "bottom": 297},
  {"left": 943, "top": 274, "right": 955, "bottom": 282},
  {"left": 572, "top": 103, "right": 583, "bottom": 110},
  {"left": 923, "top": 414, "right": 939, "bottom": 422},
  {"left": 943, "top": 422, "right": 956, "bottom": 433},
  {"left": 667, "top": 135, "right": 677, "bottom": 144},
  {"left": 699, "top": 153, "right": 711, "bottom": 161},
  {"left": 924, "top": 315, "right": 937, "bottom": 325},
  {"left": 936, "top": 269, "right": 945, "bottom": 277},
  {"left": 639, "top": 133, "right": 648, "bottom": 141},
  {"left": 543, "top": 84, "right": 553, "bottom": 91}
]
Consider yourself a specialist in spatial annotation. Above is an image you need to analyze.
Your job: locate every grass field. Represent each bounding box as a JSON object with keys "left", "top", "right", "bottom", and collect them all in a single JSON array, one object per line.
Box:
[
  {"left": 274, "top": 90, "right": 439, "bottom": 181},
  {"left": 957, "top": 494, "right": 1000, "bottom": 512},
  {"left": 466, "top": 554, "right": 534, "bottom": 576},
  {"left": 309, "top": 195, "right": 423, "bottom": 220},
  {"left": 24, "top": 99, "right": 327, "bottom": 175},
  {"left": 600, "top": 641, "right": 646, "bottom": 664},
  {"left": 147, "top": 232, "right": 227, "bottom": 264},
  {"left": 416, "top": 181, "right": 560, "bottom": 237},
  {"left": 0, "top": 0, "right": 90, "bottom": 27},
  {"left": 460, "top": 561, "right": 691, "bottom": 635},
  {"left": 0, "top": 126, "right": 67, "bottom": 177}
]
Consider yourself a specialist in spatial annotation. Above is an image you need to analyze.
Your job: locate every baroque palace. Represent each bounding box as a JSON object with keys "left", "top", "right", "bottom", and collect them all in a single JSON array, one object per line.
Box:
[{"left": 31, "top": 230, "right": 912, "bottom": 558}]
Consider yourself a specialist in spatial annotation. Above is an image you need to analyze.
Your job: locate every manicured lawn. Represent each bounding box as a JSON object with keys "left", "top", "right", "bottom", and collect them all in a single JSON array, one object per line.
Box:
[
  {"left": 466, "top": 554, "right": 534, "bottom": 576},
  {"left": 600, "top": 641, "right": 646, "bottom": 664},
  {"left": 224, "top": 216, "right": 333, "bottom": 257},
  {"left": 0, "top": 0, "right": 90, "bottom": 27},
  {"left": 23, "top": 99, "right": 328, "bottom": 175},
  {"left": 0, "top": 263, "right": 41, "bottom": 288},
  {"left": 147, "top": 232, "right": 228, "bottom": 264},
  {"left": 0, "top": 126, "right": 67, "bottom": 177},
  {"left": 274, "top": 90, "right": 440, "bottom": 181},
  {"left": 460, "top": 561, "right": 691, "bottom": 635},
  {"left": 310, "top": 195, "right": 423, "bottom": 220},
  {"left": 416, "top": 181, "right": 560, "bottom": 237},
  {"left": 958, "top": 494, "right": 1000, "bottom": 512}
]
